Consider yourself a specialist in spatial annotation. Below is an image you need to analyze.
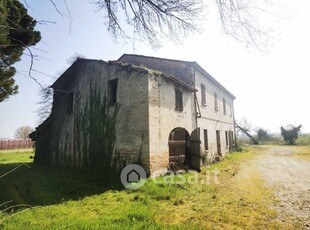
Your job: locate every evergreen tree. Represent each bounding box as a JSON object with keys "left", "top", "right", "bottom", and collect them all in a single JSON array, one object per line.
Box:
[
  {"left": 0, "top": 0, "right": 41, "bottom": 102},
  {"left": 280, "top": 125, "right": 302, "bottom": 145},
  {"left": 256, "top": 128, "right": 270, "bottom": 142}
]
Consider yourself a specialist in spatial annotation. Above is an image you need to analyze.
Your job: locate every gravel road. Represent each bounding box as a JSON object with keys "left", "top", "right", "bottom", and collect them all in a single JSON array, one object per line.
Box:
[{"left": 248, "top": 146, "right": 310, "bottom": 229}]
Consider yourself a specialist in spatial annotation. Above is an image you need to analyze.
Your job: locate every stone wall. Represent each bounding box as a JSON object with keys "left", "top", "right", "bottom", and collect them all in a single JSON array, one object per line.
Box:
[
  {"left": 194, "top": 71, "right": 235, "bottom": 160},
  {"left": 109, "top": 63, "right": 150, "bottom": 172},
  {"left": 34, "top": 55, "right": 236, "bottom": 175},
  {"left": 45, "top": 60, "right": 151, "bottom": 172},
  {"left": 147, "top": 65, "right": 235, "bottom": 173},
  {"left": 148, "top": 73, "right": 196, "bottom": 174}
]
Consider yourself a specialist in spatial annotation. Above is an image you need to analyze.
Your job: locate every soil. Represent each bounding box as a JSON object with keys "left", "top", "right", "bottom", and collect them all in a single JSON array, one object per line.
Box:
[{"left": 241, "top": 146, "right": 310, "bottom": 229}]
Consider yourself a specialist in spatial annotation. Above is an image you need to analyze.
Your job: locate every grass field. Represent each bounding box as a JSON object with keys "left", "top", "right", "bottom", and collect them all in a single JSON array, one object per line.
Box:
[
  {"left": 0, "top": 149, "right": 293, "bottom": 229},
  {"left": 296, "top": 134, "right": 310, "bottom": 146},
  {"left": 0, "top": 149, "right": 34, "bottom": 164},
  {"left": 293, "top": 146, "right": 310, "bottom": 159}
]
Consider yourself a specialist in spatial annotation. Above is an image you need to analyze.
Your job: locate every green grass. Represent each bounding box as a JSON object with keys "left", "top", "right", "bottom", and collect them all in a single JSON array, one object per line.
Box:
[
  {"left": 296, "top": 134, "right": 310, "bottom": 146},
  {"left": 0, "top": 149, "right": 293, "bottom": 229},
  {"left": 293, "top": 146, "right": 310, "bottom": 159},
  {"left": 0, "top": 149, "right": 34, "bottom": 164}
]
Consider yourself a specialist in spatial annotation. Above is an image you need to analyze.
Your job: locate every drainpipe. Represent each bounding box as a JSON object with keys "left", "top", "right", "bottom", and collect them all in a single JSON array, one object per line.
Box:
[
  {"left": 192, "top": 69, "right": 198, "bottom": 129},
  {"left": 232, "top": 101, "right": 238, "bottom": 151}
]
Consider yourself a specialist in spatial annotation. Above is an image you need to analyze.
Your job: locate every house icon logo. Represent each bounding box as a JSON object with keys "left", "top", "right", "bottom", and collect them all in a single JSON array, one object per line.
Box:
[
  {"left": 121, "top": 164, "right": 146, "bottom": 190},
  {"left": 127, "top": 169, "right": 140, "bottom": 183}
]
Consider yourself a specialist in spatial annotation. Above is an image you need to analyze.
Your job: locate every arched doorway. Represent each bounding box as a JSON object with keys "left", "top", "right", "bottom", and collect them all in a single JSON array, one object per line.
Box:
[{"left": 168, "top": 127, "right": 190, "bottom": 171}]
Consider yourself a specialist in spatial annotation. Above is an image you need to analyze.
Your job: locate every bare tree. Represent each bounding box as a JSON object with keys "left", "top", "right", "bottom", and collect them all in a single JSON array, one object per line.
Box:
[
  {"left": 236, "top": 124, "right": 258, "bottom": 145},
  {"left": 48, "top": 0, "right": 283, "bottom": 50},
  {"left": 6, "top": 0, "right": 284, "bottom": 99},
  {"left": 93, "top": 0, "right": 203, "bottom": 48},
  {"left": 236, "top": 117, "right": 252, "bottom": 133},
  {"left": 235, "top": 117, "right": 258, "bottom": 144},
  {"left": 8, "top": 0, "right": 283, "bottom": 97},
  {"left": 37, "top": 88, "right": 53, "bottom": 124},
  {"left": 36, "top": 54, "right": 85, "bottom": 124},
  {"left": 215, "top": 0, "right": 283, "bottom": 51},
  {"left": 14, "top": 126, "right": 34, "bottom": 139}
]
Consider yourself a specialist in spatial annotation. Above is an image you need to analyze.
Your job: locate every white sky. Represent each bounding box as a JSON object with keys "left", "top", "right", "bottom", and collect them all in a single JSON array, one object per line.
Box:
[{"left": 0, "top": 0, "right": 309, "bottom": 138}]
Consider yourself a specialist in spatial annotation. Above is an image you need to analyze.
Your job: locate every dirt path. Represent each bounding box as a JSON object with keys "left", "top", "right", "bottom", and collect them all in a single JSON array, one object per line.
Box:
[{"left": 244, "top": 146, "right": 310, "bottom": 229}]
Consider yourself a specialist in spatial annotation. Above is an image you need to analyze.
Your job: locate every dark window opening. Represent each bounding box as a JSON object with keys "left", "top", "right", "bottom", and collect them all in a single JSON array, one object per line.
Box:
[
  {"left": 225, "top": 131, "right": 229, "bottom": 147},
  {"left": 214, "top": 92, "right": 218, "bottom": 111},
  {"left": 108, "top": 79, "right": 118, "bottom": 105},
  {"left": 216, "top": 130, "right": 221, "bottom": 155},
  {"left": 223, "top": 98, "right": 226, "bottom": 115},
  {"left": 201, "top": 84, "right": 206, "bottom": 106},
  {"left": 204, "top": 129, "right": 208, "bottom": 150},
  {"left": 175, "top": 88, "right": 183, "bottom": 112}
]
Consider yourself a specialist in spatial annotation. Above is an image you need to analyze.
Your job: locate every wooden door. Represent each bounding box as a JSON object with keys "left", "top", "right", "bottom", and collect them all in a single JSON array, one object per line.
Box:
[
  {"left": 216, "top": 130, "right": 222, "bottom": 156},
  {"left": 189, "top": 128, "right": 201, "bottom": 171},
  {"left": 168, "top": 128, "right": 188, "bottom": 170}
]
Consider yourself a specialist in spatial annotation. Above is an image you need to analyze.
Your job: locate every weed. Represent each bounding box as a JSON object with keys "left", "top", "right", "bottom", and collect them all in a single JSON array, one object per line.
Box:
[{"left": 0, "top": 149, "right": 298, "bottom": 229}]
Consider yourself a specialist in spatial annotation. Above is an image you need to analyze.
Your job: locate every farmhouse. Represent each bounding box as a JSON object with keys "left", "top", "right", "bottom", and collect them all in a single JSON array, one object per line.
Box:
[{"left": 30, "top": 54, "right": 236, "bottom": 175}]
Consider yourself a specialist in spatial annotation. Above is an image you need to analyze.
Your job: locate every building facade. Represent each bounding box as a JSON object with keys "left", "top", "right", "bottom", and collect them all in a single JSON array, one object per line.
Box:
[{"left": 30, "top": 54, "right": 236, "bottom": 175}]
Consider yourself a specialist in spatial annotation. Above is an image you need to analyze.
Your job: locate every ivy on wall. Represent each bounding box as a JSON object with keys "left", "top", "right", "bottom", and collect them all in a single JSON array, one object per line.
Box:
[{"left": 75, "top": 86, "right": 120, "bottom": 173}]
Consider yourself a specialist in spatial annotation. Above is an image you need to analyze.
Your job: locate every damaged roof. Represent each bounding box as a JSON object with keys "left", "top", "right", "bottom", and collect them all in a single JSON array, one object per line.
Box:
[{"left": 119, "top": 54, "right": 236, "bottom": 99}]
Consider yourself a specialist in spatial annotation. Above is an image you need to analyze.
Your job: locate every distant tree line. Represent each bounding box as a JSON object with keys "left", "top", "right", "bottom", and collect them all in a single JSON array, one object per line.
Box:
[
  {"left": 236, "top": 118, "right": 304, "bottom": 146},
  {"left": 0, "top": 139, "right": 33, "bottom": 150}
]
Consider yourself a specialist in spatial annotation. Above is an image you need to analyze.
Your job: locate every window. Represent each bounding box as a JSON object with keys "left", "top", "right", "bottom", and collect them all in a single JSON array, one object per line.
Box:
[
  {"left": 108, "top": 79, "right": 118, "bottom": 105},
  {"left": 175, "top": 88, "right": 183, "bottom": 111},
  {"left": 204, "top": 129, "right": 208, "bottom": 150},
  {"left": 67, "top": 92, "right": 74, "bottom": 114},
  {"left": 201, "top": 84, "right": 206, "bottom": 106},
  {"left": 223, "top": 98, "right": 226, "bottom": 115},
  {"left": 229, "top": 102, "right": 232, "bottom": 117},
  {"left": 230, "top": 131, "right": 235, "bottom": 145},
  {"left": 225, "top": 131, "right": 229, "bottom": 147},
  {"left": 216, "top": 130, "right": 221, "bottom": 155},
  {"left": 214, "top": 92, "right": 218, "bottom": 111}
]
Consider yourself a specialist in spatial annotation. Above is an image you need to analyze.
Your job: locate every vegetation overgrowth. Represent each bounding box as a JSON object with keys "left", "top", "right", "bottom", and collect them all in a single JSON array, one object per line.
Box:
[{"left": 0, "top": 148, "right": 296, "bottom": 229}]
